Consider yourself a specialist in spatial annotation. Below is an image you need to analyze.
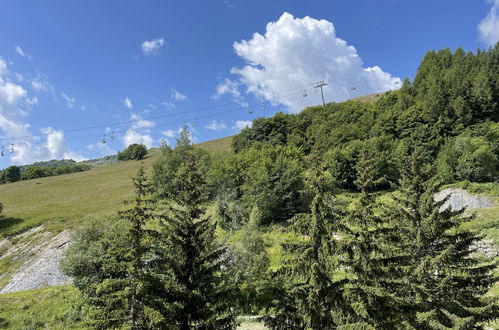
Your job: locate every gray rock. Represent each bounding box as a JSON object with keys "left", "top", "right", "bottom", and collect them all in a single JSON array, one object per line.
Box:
[
  {"left": 434, "top": 188, "right": 495, "bottom": 212},
  {"left": 0, "top": 230, "right": 71, "bottom": 294}
]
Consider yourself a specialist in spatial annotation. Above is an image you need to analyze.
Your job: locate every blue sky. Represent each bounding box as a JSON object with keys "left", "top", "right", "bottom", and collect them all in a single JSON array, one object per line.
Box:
[{"left": 0, "top": 0, "right": 498, "bottom": 168}]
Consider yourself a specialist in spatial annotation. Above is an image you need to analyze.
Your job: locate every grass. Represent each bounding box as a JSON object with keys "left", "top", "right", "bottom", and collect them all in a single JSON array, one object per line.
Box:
[
  {"left": 0, "top": 286, "right": 85, "bottom": 329},
  {"left": 0, "top": 137, "right": 233, "bottom": 238}
]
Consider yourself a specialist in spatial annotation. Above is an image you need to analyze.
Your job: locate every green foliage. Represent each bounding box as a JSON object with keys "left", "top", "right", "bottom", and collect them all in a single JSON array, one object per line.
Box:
[
  {"left": 323, "top": 137, "right": 399, "bottom": 190},
  {"left": 268, "top": 163, "right": 344, "bottom": 329},
  {"left": 232, "top": 47, "right": 499, "bottom": 189},
  {"left": 389, "top": 152, "right": 498, "bottom": 327},
  {"left": 437, "top": 122, "right": 499, "bottom": 183},
  {"left": 208, "top": 145, "right": 307, "bottom": 227},
  {"left": 158, "top": 150, "right": 237, "bottom": 329},
  {"left": 0, "top": 160, "right": 91, "bottom": 184},
  {"left": 228, "top": 206, "right": 274, "bottom": 314},
  {"left": 152, "top": 127, "right": 212, "bottom": 201},
  {"left": 62, "top": 168, "right": 168, "bottom": 329},
  {"left": 117, "top": 143, "right": 148, "bottom": 161},
  {"left": 0, "top": 166, "right": 21, "bottom": 183}
]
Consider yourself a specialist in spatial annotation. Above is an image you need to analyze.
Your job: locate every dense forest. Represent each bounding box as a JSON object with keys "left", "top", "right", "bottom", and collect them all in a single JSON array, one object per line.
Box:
[{"left": 57, "top": 46, "right": 498, "bottom": 329}]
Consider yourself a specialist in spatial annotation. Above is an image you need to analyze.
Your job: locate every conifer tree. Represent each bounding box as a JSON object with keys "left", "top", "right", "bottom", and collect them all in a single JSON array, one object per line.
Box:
[
  {"left": 159, "top": 150, "right": 237, "bottom": 329},
  {"left": 392, "top": 152, "right": 498, "bottom": 328},
  {"left": 336, "top": 152, "right": 409, "bottom": 329},
  {"left": 91, "top": 167, "right": 167, "bottom": 329},
  {"left": 268, "top": 162, "right": 345, "bottom": 329}
]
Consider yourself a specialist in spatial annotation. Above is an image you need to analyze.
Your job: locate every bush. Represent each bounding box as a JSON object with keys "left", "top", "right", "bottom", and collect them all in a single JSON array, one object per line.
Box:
[
  {"left": 117, "top": 144, "right": 148, "bottom": 161},
  {"left": 437, "top": 132, "right": 498, "bottom": 183}
]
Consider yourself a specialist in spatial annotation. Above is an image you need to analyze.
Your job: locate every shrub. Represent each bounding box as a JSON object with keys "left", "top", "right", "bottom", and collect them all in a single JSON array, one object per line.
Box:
[{"left": 117, "top": 144, "right": 148, "bottom": 161}]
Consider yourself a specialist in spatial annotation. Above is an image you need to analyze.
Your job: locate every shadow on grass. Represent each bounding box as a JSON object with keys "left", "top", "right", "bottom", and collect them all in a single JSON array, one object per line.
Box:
[
  {"left": 0, "top": 216, "right": 24, "bottom": 236},
  {"left": 0, "top": 317, "right": 9, "bottom": 328}
]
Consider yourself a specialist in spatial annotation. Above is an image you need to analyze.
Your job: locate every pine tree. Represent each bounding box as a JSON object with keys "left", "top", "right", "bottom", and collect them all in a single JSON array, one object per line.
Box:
[
  {"left": 336, "top": 152, "right": 409, "bottom": 329},
  {"left": 159, "top": 150, "right": 237, "bottom": 329},
  {"left": 91, "top": 167, "right": 167, "bottom": 329},
  {"left": 392, "top": 152, "right": 498, "bottom": 328},
  {"left": 267, "top": 162, "right": 345, "bottom": 329}
]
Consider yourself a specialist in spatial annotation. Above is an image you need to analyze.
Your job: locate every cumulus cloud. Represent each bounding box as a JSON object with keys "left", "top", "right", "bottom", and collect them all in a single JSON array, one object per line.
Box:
[
  {"left": 0, "top": 59, "right": 83, "bottom": 164},
  {"left": 223, "top": 12, "right": 400, "bottom": 112},
  {"left": 15, "top": 46, "right": 33, "bottom": 60},
  {"left": 122, "top": 97, "right": 133, "bottom": 109},
  {"left": 478, "top": 0, "right": 499, "bottom": 46},
  {"left": 205, "top": 120, "right": 228, "bottom": 131},
  {"left": 233, "top": 120, "right": 252, "bottom": 131},
  {"left": 141, "top": 38, "right": 166, "bottom": 56},
  {"left": 123, "top": 130, "right": 153, "bottom": 148},
  {"left": 170, "top": 88, "right": 188, "bottom": 102},
  {"left": 121, "top": 114, "right": 155, "bottom": 148}
]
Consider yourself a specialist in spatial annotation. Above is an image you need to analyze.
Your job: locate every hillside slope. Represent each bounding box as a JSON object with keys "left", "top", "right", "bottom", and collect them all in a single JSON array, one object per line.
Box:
[{"left": 0, "top": 136, "right": 233, "bottom": 238}]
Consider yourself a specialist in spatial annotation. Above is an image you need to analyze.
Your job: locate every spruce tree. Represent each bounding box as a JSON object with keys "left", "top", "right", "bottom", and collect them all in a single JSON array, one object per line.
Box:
[
  {"left": 268, "top": 162, "right": 345, "bottom": 329},
  {"left": 159, "top": 150, "right": 237, "bottom": 329},
  {"left": 392, "top": 152, "right": 498, "bottom": 328},
  {"left": 336, "top": 152, "right": 409, "bottom": 329},
  {"left": 91, "top": 167, "right": 167, "bottom": 329}
]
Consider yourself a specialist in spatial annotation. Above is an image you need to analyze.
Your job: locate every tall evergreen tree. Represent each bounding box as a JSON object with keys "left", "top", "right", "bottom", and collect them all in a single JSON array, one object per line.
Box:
[
  {"left": 392, "top": 152, "right": 498, "bottom": 328},
  {"left": 336, "top": 152, "right": 409, "bottom": 329},
  {"left": 267, "top": 162, "right": 346, "bottom": 329},
  {"left": 91, "top": 167, "right": 167, "bottom": 329},
  {"left": 159, "top": 150, "right": 237, "bottom": 329}
]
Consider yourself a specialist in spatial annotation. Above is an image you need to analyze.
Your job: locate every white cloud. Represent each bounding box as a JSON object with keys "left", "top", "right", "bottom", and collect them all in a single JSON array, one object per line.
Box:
[
  {"left": 9, "top": 128, "right": 86, "bottom": 164},
  {"left": 122, "top": 97, "right": 133, "bottom": 109},
  {"left": 225, "top": 12, "right": 400, "bottom": 112},
  {"left": 26, "top": 97, "right": 38, "bottom": 105},
  {"left": 162, "top": 129, "right": 176, "bottom": 138},
  {"left": 15, "top": 46, "right": 33, "bottom": 60},
  {"left": 478, "top": 0, "right": 499, "bottom": 46},
  {"left": 0, "top": 59, "right": 83, "bottom": 164},
  {"left": 131, "top": 114, "right": 155, "bottom": 129},
  {"left": 60, "top": 91, "right": 76, "bottom": 109},
  {"left": 121, "top": 114, "right": 155, "bottom": 148},
  {"left": 233, "top": 120, "right": 252, "bottom": 131},
  {"left": 205, "top": 120, "right": 228, "bottom": 131},
  {"left": 0, "top": 58, "right": 7, "bottom": 76},
  {"left": 170, "top": 88, "right": 188, "bottom": 102},
  {"left": 123, "top": 129, "right": 153, "bottom": 147},
  {"left": 213, "top": 78, "right": 248, "bottom": 106},
  {"left": 87, "top": 140, "right": 117, "bottom": 156},
  {"left": 141, "top": 38, "right": 166, "bottom": 56},
  {"left": 30, "top": 73, "right": 53, "bottom": 93},
  {"left": 161, "top": 101, "right": 176, "bottom": 110}
]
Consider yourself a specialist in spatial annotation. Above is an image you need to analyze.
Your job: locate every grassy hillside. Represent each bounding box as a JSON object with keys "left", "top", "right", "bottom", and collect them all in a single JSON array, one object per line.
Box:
[{"left": 0, "top": 136, "right": 233, "bottom": 238}]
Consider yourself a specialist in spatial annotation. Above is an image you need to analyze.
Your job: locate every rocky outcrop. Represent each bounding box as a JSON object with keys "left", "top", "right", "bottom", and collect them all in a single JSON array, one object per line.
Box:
[
  {"left": 434, "top": 188, "right": 495, "bottom": 211},
  {"left": 0, "top": 229, "right": 71, "bottom": 294}
]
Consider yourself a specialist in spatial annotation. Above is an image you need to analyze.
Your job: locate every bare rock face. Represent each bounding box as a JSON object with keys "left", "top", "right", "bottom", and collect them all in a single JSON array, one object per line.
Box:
[
  {"left": 0, "top": 229, "right": 71, "bottom": 294},
  {"left": 434, "top": 188, "right": 495, "bottom": 211}
]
